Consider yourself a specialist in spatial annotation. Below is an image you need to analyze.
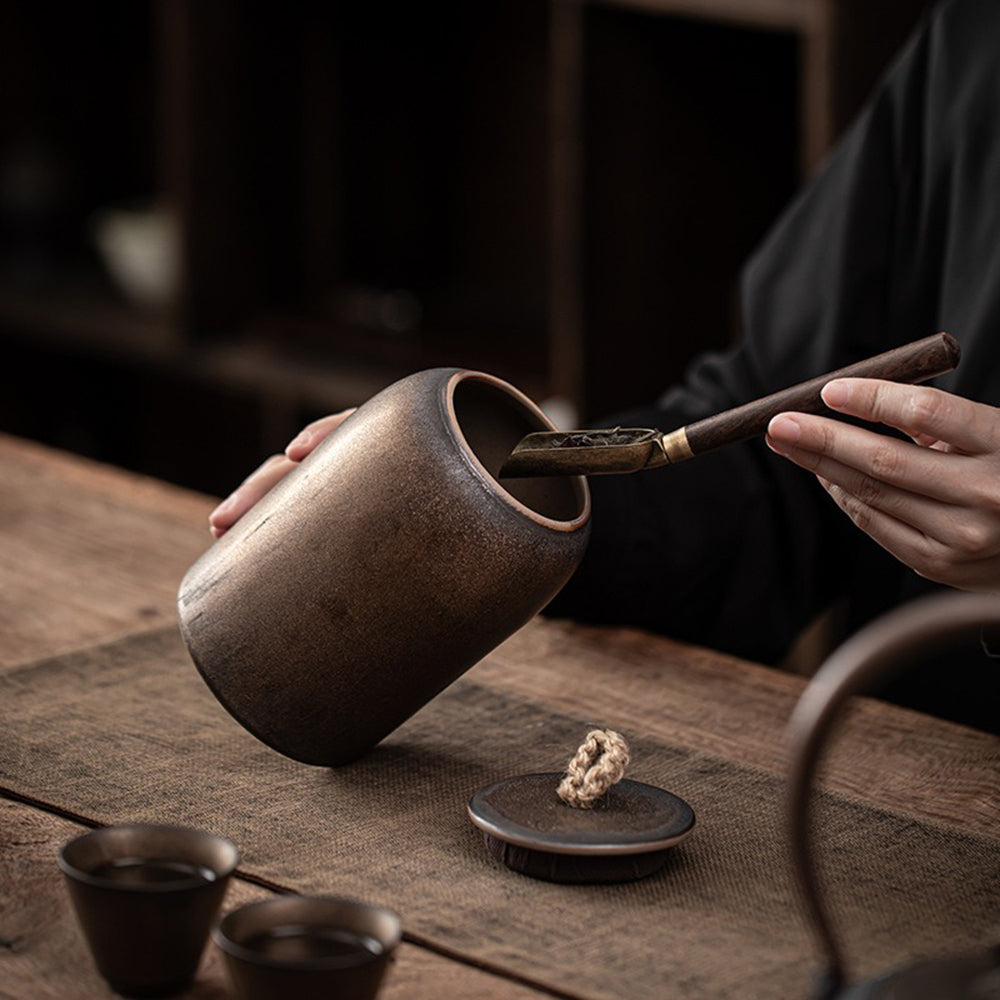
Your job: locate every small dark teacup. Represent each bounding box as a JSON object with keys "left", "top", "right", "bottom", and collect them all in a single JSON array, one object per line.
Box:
[
  {"left": 59, "top": 823, "right": 239, "bottom": 997},
  {"left": 214, "top": 895, "right": 402, "bottom": 1000}
]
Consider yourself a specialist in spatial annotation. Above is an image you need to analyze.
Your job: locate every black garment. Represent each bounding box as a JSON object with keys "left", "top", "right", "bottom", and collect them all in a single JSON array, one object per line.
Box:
[{"left": 547, "top": 0, "right": 1000, "bottom": 730}]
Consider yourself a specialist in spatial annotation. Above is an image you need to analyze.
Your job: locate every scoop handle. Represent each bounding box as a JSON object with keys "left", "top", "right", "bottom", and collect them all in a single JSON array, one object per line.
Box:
[{"left": 679, "top": 332, "right": 960, "bottom": 459}]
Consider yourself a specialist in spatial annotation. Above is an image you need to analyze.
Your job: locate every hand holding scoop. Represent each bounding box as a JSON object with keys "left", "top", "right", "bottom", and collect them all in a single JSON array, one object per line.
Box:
[{"left": 500, "top": 332, "right": 960, "bottom": 478}]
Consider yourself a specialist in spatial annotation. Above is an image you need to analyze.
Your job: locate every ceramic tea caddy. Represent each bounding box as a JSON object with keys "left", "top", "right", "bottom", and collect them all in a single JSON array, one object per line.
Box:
[{"left": 178, "top": 368, "right": 590, "bottom": 765}]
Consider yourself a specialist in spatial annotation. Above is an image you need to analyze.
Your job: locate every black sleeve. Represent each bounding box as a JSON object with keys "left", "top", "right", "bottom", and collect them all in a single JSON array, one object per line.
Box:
[{"left": 546, "top": 2, "right": 950, "bottom": 665}]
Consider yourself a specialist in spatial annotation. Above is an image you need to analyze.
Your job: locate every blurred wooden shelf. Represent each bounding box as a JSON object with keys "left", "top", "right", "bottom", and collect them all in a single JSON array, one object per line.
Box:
[
  {"left": 0, "top": 280, "right": 181, "bottom": 362},
  {"left": 0, "top": 0, "right": 928, "bottom": 492},
  {"left": 0, "top": 274, "right": 549, "bottom": 430},
  {"left": 595, "top": 0, "right": 819, "bottom": 25}
]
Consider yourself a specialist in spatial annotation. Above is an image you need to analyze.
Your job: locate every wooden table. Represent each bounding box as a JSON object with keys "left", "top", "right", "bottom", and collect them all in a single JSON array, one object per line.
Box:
[{"left": 1, "top": 432, "right": 996, "bottom": 999}]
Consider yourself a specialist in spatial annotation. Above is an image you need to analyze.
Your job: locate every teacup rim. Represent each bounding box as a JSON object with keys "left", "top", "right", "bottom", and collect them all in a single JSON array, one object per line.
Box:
[
  {"left": 58, "top": 822, "right": 240, "bottom": 892},
  {"left": 213, "top": 894, "right": 403, "bottom": 973}
]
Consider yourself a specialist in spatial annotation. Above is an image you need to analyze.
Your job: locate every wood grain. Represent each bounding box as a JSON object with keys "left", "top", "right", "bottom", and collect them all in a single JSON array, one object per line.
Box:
[
  {"left": 0, "top": 434, "right": 214, "bottom": 670},
  {"left": 474, "top": 620, "right": 999, "bottom": 839},
  {"left": 1, "top": 430, "right": 996, "bottom": 997},
  {"left": 0, "top": 434, "right": 559, "bottom": 998},
  {"left": 3, "top": 428, "right": 995, "bottom": 841}
]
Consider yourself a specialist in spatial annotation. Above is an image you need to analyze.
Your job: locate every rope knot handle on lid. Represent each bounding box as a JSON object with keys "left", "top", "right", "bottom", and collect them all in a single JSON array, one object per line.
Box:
[{"left": 557, "top": 729, "right": 630, "bottom": 809}]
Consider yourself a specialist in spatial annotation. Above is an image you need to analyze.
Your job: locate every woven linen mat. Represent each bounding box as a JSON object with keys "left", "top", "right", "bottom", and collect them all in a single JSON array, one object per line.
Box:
[{"left": 1, "top": 627, "right": 997, "bottom": 1000}]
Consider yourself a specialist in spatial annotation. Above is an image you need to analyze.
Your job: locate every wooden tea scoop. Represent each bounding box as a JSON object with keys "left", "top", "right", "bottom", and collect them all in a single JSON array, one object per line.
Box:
[
  {"left": 500, "top": 331, "right": 960, "bottom": 477},
  {"left": 467, "top": 730, "right": 695, "bottom": 884}
]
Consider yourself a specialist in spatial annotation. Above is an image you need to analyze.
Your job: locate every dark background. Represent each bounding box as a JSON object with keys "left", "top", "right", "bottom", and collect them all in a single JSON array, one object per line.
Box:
[{"left": 0, "top": 0, "right": 929, "bottom": 498}]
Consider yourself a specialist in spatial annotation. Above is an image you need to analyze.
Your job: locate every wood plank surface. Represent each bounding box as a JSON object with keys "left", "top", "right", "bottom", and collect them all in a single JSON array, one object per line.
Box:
[
  {"left": 0, "top": 434, "right": 558, "bottom": 999},
  {"left": 3, "top": 429, "right": 996, "bottom": 841},
  {"left": 475, "top": 621, "right": 1000, "bottom": 839},
  {"left": 0, "top": 434, "right": 214, "bottom": 669},
  {"left": 2, "top": 431, "right": 997, "bottom": 997}
]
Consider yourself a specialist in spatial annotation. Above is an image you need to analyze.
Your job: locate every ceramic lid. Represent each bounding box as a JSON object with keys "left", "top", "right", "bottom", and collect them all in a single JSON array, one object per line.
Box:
[{"left": 467, "top": 772, "right": 695, "bottom": 856}]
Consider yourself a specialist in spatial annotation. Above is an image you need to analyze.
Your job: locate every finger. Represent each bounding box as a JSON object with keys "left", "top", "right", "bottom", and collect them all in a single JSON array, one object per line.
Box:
[
  {"left": 820, "top": 477, "right": 936, "bottom": 564},
  {"left": 820, "top": 479, "right": 1000, "bottom": 589},
  {"left": 285, "top": 409, "right": 356, "bottom": 461},
  {"left": 802, "top": 451, "right": 997, "bottom": 555},
  {"left": 821, "top": 379, "right": 998, "bottom": 455},
  {"left": 208, "top": 454, "right": 297, "bottom": 535},
  {"left": 939, "top": 554, "right": 1000, "bottom": 591},
  {"left": 907, "top": 430, "right": 942, "bottom": 448},
  {"left": 766, "top": 413, "right": 972, "bottom": 506}
]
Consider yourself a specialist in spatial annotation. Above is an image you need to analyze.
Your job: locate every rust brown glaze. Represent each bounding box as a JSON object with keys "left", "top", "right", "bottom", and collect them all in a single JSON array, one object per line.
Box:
[
  {"left": 59, "top": 824, "right": 239, "bottom": 998},
  {"left": 177, "top": 369, "right": 590, "bottom": 766},
  {"left": 214, "top": 896, "right": 402, "bottom": 1000},
  {"left": 468, "top": 772, "right": 695, "bottom": 884}
]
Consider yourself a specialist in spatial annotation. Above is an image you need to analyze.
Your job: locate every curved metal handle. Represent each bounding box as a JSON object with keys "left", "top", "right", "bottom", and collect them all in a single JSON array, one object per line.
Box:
[{"left": 785, "top": 590, "right": 1000, "bottom": 996}]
